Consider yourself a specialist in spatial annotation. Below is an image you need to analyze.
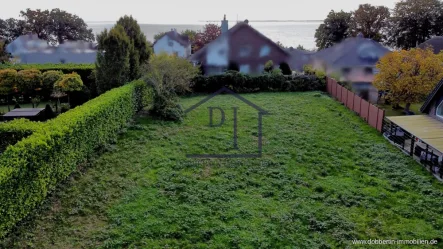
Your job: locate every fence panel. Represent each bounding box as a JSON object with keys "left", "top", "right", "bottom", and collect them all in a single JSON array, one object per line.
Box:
[
  {"left": 353, "top": 95, "right": 361, "bottom": 113},
  {"left": 327, "top": 78, "right": 332, "bottom": 94},
  {"left": 341, "top": 87, "right": 348, "bottom": 104},
  {"left": 347, "top": 91, "right": 354, "bottom": 110},
  {"left": 368, "top": 104, "right": 379, "bottom": 128},
  {"left": 377, "top": 109, "right": 385, "bottom": 132},
  {"left": 360, "top": 99, "right": 370, "bottom": 121},
  {"left": 331, "top": 80, "right": 337, "bottom": 97},
  {"left": 337, "top": 85, "right": 343, "bottom": 101}
]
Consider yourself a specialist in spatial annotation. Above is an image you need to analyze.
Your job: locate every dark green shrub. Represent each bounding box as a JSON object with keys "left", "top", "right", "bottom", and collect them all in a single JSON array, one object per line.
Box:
[
  {"left": 264, "top": 60, "right": 274, "bottom": 73},
  {"left": 0, "top": 80, "right": 150, "bottom": 238},
  {"left": 227, "top": 61, "right": 240, "bottom": 72},
  {"left": 0, "top": 119, "right": 42, "bottom": 154},
  {"left": 279, "top": 62, "right": 292, "bottom": 75},
  {"left": 191, "top": 71, "right": 325, "bottom": 93}
]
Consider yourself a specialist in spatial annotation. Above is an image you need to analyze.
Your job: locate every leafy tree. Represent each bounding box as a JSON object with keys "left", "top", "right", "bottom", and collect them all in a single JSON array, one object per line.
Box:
[
  {"left": 350, "top": 4, "right": 390, "bottom": 42},
  {"left": 181, "top": 29, "right": 198, "bottom": 52},
  {"left": 279, "top": 62, "right": 292, "bottom": 75},
  {"left": 264, "top": 60, "right": 274, "bottom": 73},
  {"left": 386, "top": 0, "right": 443, "bottom": 49},
  {"left": 95, "top": 25, "right": 131, "bottom": 94},
  {"left": 296, "top": 44, "right": 307, "bottom": 51},
  {"left": 42, "top": 70, "right": 63, "bottom": 98},
  {"left": 16, "top": 69, "right": 42, "bottom": 95},
  {"left": 315, "top": 10, "right": 352, "bottom": 49},
  {"left": 48, "top": 8, "right": 94, "bottom": 45},
  {"left": 143, "top": 53, "right": 199, "bottom": 121},
  {"left": 0, "top": 41, "right": 9, "bottom": 63},
  {"left": 0, "top": 18, "right": 27, "bottom": 43},
  {"left": 0, "top": 69, "right": 17, "bottom": 111},
  {"left": 54, "top": 72, "right": 83, "bottom": 105},
  {"left": 117, "top": 15, "right": 152, "bottom": 80},
  {"left": 154, "top": 32, "right": 166, "bottom": 41},
  {"left": 194, "top": 24, "right": 221, "bottom": 52},
  {"left": 276, "top": 41, "right": 287, "bottom": 49},
  {"left": 18, "top": 8, "right": 94, "bottom": 45},
  {"left": 374, "top": 48, "right": 443, "bottom": 112}
]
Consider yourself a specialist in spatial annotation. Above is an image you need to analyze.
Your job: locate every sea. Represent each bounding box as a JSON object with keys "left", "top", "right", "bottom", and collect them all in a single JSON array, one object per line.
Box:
[{"left": 87, "top": 21, "right": 321, "bottom": 50}]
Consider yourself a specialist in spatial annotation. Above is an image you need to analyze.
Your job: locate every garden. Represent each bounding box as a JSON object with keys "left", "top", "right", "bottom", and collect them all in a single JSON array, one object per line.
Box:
[{"left": 1, "top": 91, "right": 443, "bottom": 248}]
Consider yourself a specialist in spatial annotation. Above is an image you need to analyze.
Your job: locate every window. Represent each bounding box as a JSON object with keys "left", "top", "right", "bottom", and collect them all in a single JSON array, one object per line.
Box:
[
  {"left": 239, "top": 46, "right": 252, "bottom": 57},
  {"left": 168, "top": 41, "right": 173, "bottom": 47},
  {"left": 364, "top": 67, "right": 373, "bottom": 74},
  {"left": 239, "top": 65, "right": 250, "bottom": 74},
  {"left": 342, "top": 67, "right": 351, "bottom": 74},
  {"left": 257, "top": 64, "right": 265, "bottom": 73},
  {"left": 259, "top": 45, "right": 270, "bottom": 57},
  {"left": 437, "top": 101, "right": 443, "bottom": 118}
]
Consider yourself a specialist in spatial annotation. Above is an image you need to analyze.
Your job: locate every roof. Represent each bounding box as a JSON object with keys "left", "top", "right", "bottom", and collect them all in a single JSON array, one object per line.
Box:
[
  {"left": 3, "top": 108, "right": 45, "bottom": 117},
  {"left": 418, "top": 36, "right": 443, "bottom": 54},
  {"left": 312, "top": 37, "right": 391, "bottom": 68},
  {"left": 286, "top": 48, "right": 315, "bottom": 72},
  {"left": 386, "top": 115, "right": 443, "bottom": 153},
  {"left": 421, "top": 78, "right": 443, "bottom": 113},
  {"left": 153, "top": 30, "right": 191, "bottom": 47},
  {"left": 189, "top": 22, "right": 290, "bottom": 62}
]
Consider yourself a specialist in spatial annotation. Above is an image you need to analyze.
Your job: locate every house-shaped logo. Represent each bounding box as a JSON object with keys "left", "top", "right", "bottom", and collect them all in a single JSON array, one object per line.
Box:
[{"left": 184, "top": 87, "right": 269, "bottom": 158}]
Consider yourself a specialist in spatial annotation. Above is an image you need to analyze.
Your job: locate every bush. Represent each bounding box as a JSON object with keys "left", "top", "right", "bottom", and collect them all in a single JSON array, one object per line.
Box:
[
  {"left": 41, "top": 70, "right": 63, "bottom": 99},
  {"left": 143, "top": 53, "right": 199, "bottom": 121},
  {"left": 264, "top": 60, "right": 274, "bottom": 73},
  {"left": 279, "top": 62, "right": 292, "bottom": 75},
  {"left": 0, "top": 80, "right": 150, "bottom": 238},
  {"left": 16, "top": 69, "right": 42, "bottom": 94},
  {"left": 191, "top": 71, "right": 325, "bottom": 93},
  {"left": 0, "top": 119, "right": 42, "bottom": 154}
]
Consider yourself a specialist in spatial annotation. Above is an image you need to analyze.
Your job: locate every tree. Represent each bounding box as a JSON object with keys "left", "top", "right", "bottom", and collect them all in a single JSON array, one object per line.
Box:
[
  {"left": 0, "top": 18, "right": 26, "bottom": 43},
  {"left": 0, "top": 41, "right": 9, "bottom": 63},
  {"left": 143, "top": 53, "right": 199, "bottom": 121},
  {"left": 95, "top": 25, "right": 131, "bottom": 94},
  {"left": 386, "top": 0, "right": 443, "bottom": 49},
  {"left": 54, "top": 72, "right": 83, "bottom": 104},
  {"left": 315, "top": 10, "right": 352, "bottom": 49},
  {"left": 0, "top": 69, "right": 17, "bottom": 111},
  {"left": 181, "top": 29, "right": 198, "bottom": 52},
  {"left": 194, "top": 24, "right": 221, "bottom": 52},
  {"left": 154, "top": 31, "right": 166, "bottom": 41},
  {"left": 48, "top": 8, "right": 94, "bottom": 45},
  {"left": 117, "top": 15, "right": 152, "bottom": 80},
  {"left": 276, "top": 41, "right": 287, "bottom": 49},
  {"left": 350, "top": 4, "right": 390, "bottom": 42},
  {"left": 42, "top": 70, "right": 63, "bottom": 99},
  {"left": 18, "top": 8, "right": 94, "bottom": 45},
  {"left": 374, "top": 48, "right": 443, "bottom": 112}
]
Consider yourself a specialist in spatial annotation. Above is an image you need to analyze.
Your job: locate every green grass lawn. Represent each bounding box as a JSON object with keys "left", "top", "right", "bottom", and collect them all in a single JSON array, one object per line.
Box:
[{"left": 2, "top": 92, "right": 443, "bottom": 248}]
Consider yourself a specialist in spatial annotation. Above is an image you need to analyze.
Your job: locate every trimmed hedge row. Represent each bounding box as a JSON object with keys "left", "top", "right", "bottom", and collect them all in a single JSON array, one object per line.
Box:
[
  {"left": 191, "top": 71, "right": 326, "bottom": 93},
  {"left": 0, "top": 80, "right": 150, "bottom": 238},
  {"left": 0, "top": 119, "right": 42, "bottom": 154}
]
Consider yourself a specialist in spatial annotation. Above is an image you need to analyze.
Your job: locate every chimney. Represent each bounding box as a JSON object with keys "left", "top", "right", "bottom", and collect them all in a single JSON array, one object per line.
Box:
[{"left": 221, "top": 14, "right": 229, "bottom": 34}]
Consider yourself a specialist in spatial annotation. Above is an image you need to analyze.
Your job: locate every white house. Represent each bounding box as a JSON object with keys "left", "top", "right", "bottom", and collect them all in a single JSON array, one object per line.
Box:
[{"left": 153, "top": 29, "right": 191, "bottom": 58}]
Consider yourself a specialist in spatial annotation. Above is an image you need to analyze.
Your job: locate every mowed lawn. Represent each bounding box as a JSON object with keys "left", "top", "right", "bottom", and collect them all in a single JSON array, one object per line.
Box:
[{"left": 2, "top": 92, "right": 443, "bottom": 249}]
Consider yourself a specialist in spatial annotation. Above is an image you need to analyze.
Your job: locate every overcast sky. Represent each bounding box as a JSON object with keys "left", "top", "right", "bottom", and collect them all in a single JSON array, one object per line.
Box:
[{"left": 0, "top": 0, "right": 398, "bottom": 24}]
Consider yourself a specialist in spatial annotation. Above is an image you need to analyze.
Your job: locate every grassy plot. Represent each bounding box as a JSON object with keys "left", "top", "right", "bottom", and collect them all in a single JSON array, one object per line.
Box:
[{"left": 2, "top": 92, "right": 443, "bottom": 249}]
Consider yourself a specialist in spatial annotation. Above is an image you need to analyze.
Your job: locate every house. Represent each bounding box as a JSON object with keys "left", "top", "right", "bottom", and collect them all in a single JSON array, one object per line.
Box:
[
  {"left": 6, "top": 33, "right": 97, "bottom": 64},
  {"left": 418, "top": 36, "right": 443, "bottom": 54},
  {"left": 310, "top": 34, "right": 390, "bottom": 103},
  {"left": 382, "top": 79, "right": 443, "bottom": 180},
  {"left": 189, "top": 16, "right": 291, "bottom": 75},
  {"left": 286, "top": 47, "right": 315, "bottom": 72},
  {"left": 153, "top": 29, "right": 191, "bottom": 58}
]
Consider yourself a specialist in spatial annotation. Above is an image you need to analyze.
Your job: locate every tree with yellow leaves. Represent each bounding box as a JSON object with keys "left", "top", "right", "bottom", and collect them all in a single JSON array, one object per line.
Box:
[{"left": 374, "top": 48, "right": 443, "bottom": 112}]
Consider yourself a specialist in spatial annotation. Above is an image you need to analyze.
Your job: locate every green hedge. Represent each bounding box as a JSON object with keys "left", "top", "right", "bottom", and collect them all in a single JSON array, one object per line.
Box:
[
  {"left": 0, "top": 119, "right": 42, "bottom": 154},
  {"left": 0, "top": 80, "right": 150, "bottom": 238},
  {"left": 191, "top": 71, "right": 326, "bottom": 93},
  {"left": 0, "top": 64, "right": 95, "bottom": 95}
]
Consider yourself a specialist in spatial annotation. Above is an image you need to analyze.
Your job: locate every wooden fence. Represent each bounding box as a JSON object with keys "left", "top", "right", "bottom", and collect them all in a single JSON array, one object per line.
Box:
[{"left": 326, "top": 77, "right": 385, "bottom": 132}]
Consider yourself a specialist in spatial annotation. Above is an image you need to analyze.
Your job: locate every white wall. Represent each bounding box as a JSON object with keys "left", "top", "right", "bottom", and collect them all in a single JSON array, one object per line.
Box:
[
  {"left": 153, "top": 36, "right": 190, "bottom": 58},
  {"left": 206, "top": 36, "right": 229, "bottom": 67}
]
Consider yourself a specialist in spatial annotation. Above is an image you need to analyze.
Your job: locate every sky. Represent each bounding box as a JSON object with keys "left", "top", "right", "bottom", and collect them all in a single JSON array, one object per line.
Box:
[{"left": 0, "top": 0, "right": 398, "bottom": 24}]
